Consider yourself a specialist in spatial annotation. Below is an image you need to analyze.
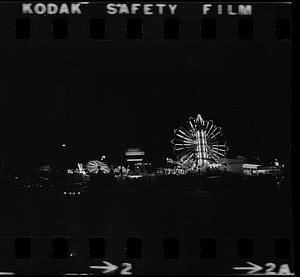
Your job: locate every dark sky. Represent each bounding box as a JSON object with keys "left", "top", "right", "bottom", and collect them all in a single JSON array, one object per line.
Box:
[{"left": 0, "top": 41, "right": 291, "bottom": 166}]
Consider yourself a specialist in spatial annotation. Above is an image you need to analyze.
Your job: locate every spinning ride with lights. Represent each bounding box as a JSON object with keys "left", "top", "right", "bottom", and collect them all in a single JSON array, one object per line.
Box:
[
  {"left": 86, "top": 160, "right": 110, "bottom": 174},
  {"left": 171, "top": 114, "right": 228, "bottom": 170}
]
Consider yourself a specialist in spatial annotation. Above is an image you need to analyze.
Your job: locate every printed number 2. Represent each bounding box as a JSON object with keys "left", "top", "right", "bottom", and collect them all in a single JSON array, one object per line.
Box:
[
  {"left": 265, "top": 263, "right": 276, "bottom": 275},
  {"left": 120, "top": 263, "right": 132, "bottom": 275}
]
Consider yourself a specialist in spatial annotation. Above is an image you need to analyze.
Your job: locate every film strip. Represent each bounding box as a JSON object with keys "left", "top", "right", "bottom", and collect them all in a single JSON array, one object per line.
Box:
[
  {"left": 0, "top": 2, "right": 292, "bottom": 40},
  {"left": 0, "top": 1, "right": 293, "bottom": 276},
  {"left": 3, "top": 16, "right": 293, "bottom": 40},
  {"left": 0, "top": 236, "right": 294, "bottom": 275}
]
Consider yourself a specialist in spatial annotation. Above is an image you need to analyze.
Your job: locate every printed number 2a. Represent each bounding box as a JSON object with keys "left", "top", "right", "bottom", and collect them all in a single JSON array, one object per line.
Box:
[
  {"left": 265, "top": 263, "right": 292, "bottom": 275},
  {"left": 120, "top": 263, "right": 132, "bottom": 275}
]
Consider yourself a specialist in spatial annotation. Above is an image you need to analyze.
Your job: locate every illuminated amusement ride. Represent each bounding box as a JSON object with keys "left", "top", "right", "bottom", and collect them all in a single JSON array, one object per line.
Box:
[
  {"left": 168, "top": 114, "right": 229, "bottom": 172},
  {"left": 86, "top": 159, "right": 110, "bottom": 174}
]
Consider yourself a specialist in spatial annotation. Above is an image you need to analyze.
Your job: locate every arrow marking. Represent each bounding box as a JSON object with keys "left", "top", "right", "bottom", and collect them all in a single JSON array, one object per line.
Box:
[
  {"left": 89, "top": 261, "right": 118, "bottom": 274},
  {"left": 233, "top": 262, "right": 263, "bottom": 274}
]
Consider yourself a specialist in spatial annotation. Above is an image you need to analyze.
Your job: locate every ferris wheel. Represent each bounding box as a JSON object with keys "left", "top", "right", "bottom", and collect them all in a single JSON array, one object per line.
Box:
[
  {"left": 171, "top": 114, "right": 228, "bottom": 169},
  {"left": 86, "top": 160, "right": 110, "bottom": 174}
]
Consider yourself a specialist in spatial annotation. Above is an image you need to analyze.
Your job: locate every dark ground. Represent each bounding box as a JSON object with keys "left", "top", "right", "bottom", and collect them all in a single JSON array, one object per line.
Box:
[{"left": 0, "top": 174, "right": 292, "bottom": 236}]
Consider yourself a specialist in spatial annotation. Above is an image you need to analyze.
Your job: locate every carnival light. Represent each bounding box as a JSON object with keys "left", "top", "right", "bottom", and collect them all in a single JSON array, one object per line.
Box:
[
  {"left": 171, "top": 114, "right": 228, "bottom": 169},
  {"left": 86, "top": 160, "right": 110, "bottom": 174}
]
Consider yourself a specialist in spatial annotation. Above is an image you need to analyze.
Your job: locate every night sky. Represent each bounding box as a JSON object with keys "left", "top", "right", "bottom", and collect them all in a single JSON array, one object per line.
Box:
[{"left": 0, "top": 41, "right": 291, "bottom": 167}]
